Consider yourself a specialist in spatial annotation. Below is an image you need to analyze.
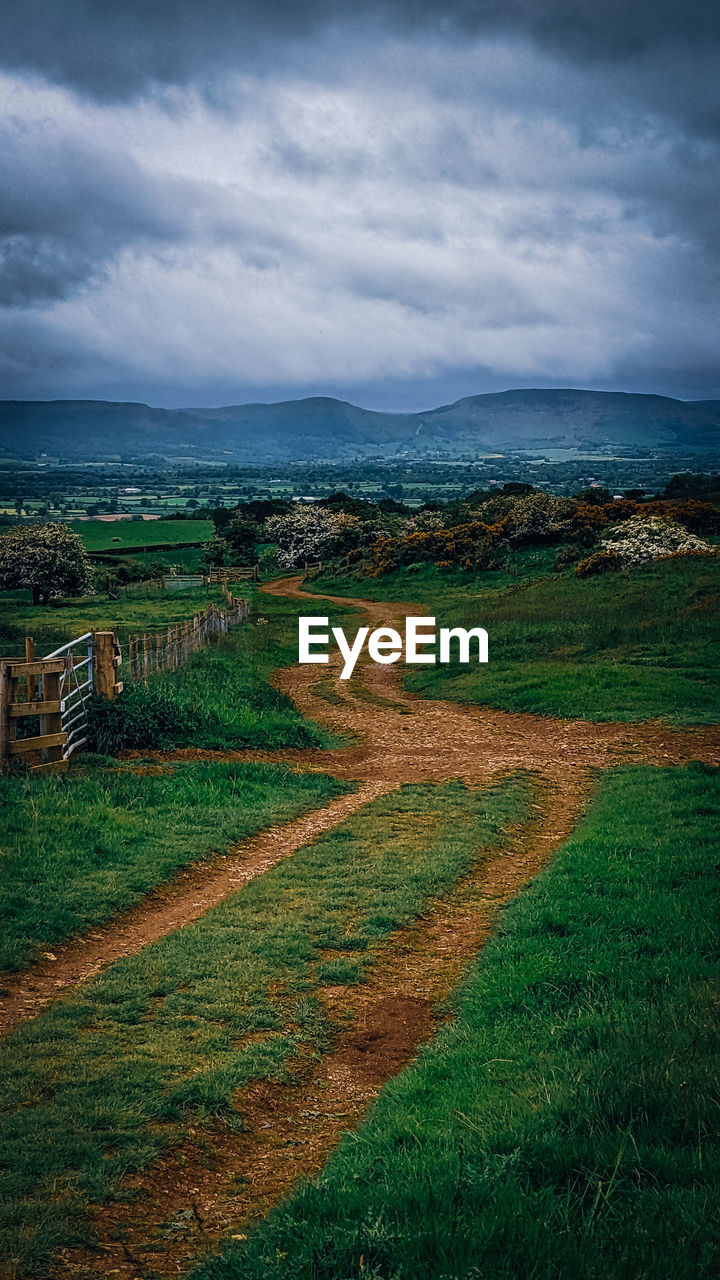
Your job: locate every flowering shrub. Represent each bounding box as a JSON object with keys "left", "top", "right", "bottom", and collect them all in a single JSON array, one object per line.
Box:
[
  {"left": 574, "top": 549, "right": 624, "bottom": 578},
  {"left": 401, "top": 510, "right": 447, "bottom": 533},
  {"left": 576, "top": 516, "right": 713, "bottom": 576},
  {"left": 360, "top": 490, "right": 720, "bottom": 578},
  {"left": 369, "top": 520, "right": 505, "bottom": 575},
  {"left": 503, "top": 493, "right": 577, "bottom": 545},
  {"left": 266, "top": 505, "right": 380, "bottom": 568}
]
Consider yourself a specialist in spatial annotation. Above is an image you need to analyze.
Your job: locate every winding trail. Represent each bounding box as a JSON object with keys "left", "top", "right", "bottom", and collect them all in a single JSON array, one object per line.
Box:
[
  {"left": 2, "top": 575, "right": 720, "bottom": 1278},
  {"left": 2, "top": 574, "right": 719, "bottom": 1038}
]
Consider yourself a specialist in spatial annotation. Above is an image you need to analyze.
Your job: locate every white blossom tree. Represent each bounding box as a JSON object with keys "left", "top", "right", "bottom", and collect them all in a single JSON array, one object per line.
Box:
[
  {"left": 0, "top": 524, "right": 94, "bottom": 604},
  {"left": 601, "top": 516, "right": 711, "bottom": 567},
  {"left": 266, "top": 505, "right": 366, "bottom": 568}
]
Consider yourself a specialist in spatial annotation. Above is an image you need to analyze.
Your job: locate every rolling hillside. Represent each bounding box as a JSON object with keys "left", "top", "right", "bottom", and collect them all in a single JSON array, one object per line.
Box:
[{"left": 1, "top": 388, "right": 718, "bottom": 462}]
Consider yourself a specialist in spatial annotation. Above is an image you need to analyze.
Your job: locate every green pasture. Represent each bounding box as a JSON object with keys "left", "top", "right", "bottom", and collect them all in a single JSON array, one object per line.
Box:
[
  {"left": 0, "top": 580, "right": 230, "bottom": 656},
  {"left": 69, "top": 518, "right": 213, "bottom": 551},
  {"left": 0, "top": 761, "right": 348, "bottom": 974},
  {"left": 203, "top": 763, "right": 720, "bottom": 1280}
]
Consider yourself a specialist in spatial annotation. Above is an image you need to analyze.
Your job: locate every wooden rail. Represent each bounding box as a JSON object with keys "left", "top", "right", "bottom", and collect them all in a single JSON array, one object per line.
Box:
[
  {"left": 0, "top": 644, "right": 67, "bottom": 775},
  {"left": 205, "top": 566, "right": 259, "bottom": 583}
]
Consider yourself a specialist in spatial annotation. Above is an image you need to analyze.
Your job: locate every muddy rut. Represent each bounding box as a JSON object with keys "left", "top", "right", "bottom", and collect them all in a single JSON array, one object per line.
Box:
[{"left": 3, "top": 575, "right": 720, "bottom": 1278}]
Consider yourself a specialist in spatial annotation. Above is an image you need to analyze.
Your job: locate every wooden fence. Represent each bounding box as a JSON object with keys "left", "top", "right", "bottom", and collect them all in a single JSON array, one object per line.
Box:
[
  {"left": 122, "top": 588, "right": 250, "bottom": 684},
  {"left": 163, "top": 567, "right": 259, "bottom": 590},
  {"left": 205, "top": 566, "right": 259, "bottom": 583},
  {"left": 0, "top": 585, "right": 250, "bottom": 774},
  {"left": 0, "top": 631, "right": 119, "bottom": 776}
]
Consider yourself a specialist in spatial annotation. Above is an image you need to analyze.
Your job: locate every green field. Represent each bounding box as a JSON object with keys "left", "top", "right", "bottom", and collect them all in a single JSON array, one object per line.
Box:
[
  {"left": 202, "top": 764, "right": 720, "bottom": 1280},
  {"left": 313, "top": 554, "right": 720, "bottom": 724},
  {"left": 0, "top": 776, "right": 530, "bottom": 1276},
  {"left": 0, "top": 580, "right": 230, "bottom": 657},
  {"left": 69, "top": 518, "right": 213, "bottom": 551}
]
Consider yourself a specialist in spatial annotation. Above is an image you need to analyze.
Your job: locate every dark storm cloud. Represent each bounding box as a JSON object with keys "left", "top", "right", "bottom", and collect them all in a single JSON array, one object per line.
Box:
[
  {"left": 0, "top": 113, "right": 302, "bottom": 306},
  {"left": 1, "top": 0, "right": 719, "bottom": 100}
]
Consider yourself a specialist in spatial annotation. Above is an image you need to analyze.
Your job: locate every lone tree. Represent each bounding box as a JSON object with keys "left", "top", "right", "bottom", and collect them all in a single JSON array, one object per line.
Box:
[{"left": 0, "top": 524, "right": 93, "bottom": 605}]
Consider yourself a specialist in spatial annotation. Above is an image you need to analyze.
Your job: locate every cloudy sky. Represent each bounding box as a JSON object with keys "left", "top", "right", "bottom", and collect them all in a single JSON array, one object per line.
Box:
[{"left": 1, "top": 1, "right": 719, "bottom": 409}]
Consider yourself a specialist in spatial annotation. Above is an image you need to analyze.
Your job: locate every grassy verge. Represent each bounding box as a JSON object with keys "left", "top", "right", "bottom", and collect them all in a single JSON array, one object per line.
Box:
[
  {"left": 314, "top": 556, "right": 720, "bottom": 724},
  {"left": 202, "top": 762, "right": 720, "bottom": 1280},
  {"left": 311, "top": 545, "right": 561, "bottom": 604},
  {"left": 0, "top": 775, "right": 531, "bottom": 1277},
  {"left": 87, "top": 589, "right": 360, "bottom": 753},
  {"left": 0, "top": 760, "right": 349, "bottom": 974}
]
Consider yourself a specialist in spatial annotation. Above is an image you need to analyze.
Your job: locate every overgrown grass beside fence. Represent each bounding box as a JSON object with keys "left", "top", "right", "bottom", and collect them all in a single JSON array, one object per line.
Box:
[{"left": 87, "top": 590, "right": 357, "bottom": 755}]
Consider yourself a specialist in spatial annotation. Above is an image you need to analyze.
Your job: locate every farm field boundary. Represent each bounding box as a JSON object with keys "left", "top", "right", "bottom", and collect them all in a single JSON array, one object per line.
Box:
[{"left": 0, "top": 584, "right": 250, "bottom": 774}]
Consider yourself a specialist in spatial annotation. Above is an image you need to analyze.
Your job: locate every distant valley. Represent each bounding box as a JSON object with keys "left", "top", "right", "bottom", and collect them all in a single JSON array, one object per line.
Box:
[{"left": 1, "top": 388, "right": 718, "bottom": 463}]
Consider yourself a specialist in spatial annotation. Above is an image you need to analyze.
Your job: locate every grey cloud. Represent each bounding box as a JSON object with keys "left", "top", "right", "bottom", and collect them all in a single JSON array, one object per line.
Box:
[
  {"left": 1, "top": 1, "right": 719, "bottom": 101},
  {"left": 0, "top": 5, "right": 717, "bottom": 407},
  {"left": 0, "top": 114, "right": 302, "bottom": 305}
]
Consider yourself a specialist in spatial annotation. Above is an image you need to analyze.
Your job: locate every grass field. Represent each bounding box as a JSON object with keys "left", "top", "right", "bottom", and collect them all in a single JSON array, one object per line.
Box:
[
  {"left": 313, "top": 555, "right": 720, "bottom": 724},
  {"left": 202, "top": 763, "right": 720, "bottom": 1280},
  {"left": 69, "top": 519, "right": 213, "bottom": 551},
  {"left": 0, "top": 760, "right": 349, "bottom": 973},
  {"left": 0, "top": 776, "right": 530, "bottom": 1276},
  {"left": 0, "top": 580, "right": 230, "bottom": 656}
]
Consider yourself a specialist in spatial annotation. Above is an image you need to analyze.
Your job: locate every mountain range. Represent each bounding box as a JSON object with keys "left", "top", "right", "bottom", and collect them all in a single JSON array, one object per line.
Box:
[{"left": 1, "top": 388, "right": 718, "bottom": 463}]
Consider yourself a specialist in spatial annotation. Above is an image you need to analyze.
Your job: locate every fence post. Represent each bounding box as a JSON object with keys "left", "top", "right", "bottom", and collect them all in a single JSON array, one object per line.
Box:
[
  {"left": 40, "top": 668, "right": 64, "bottom": 769},
  {"left": 253, "top": 564, "right": 258, "bottom": 581},
  {"left": 143, "top": 634, "right": 151, "bottom": 683},
  {"left": 155, "top": 632, "right": 163, "bottom": 672},
  {"left": 94, "top": 631, "right": 120, "bottom": 699},
  {"left": 128, "top": 635, "right": 138, "bottom": 681},
  {"left": 25, "top": 637, "right": 36, "bottom": 704},
  {"left": 0, "top": 660, "right": 16, "bottom": 773}
]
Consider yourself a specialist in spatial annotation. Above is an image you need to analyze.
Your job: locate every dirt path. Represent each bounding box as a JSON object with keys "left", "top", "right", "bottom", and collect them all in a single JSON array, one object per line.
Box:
[
  {"left": 58, "top": 776, "right": 586, "bottom": 1280},
  {"left": 3, "top": 574, "right": 720, "bottom": 1278},
  {"left": 0, "top": 783, "right": 392, "bottom": 1039},
  {"left": 3, "top": 574, "right": 718, "bottom": 1038}
]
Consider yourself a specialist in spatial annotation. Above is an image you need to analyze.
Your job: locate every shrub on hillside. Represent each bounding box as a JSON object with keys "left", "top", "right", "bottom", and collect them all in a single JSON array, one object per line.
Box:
[
  {"left": 576, "top": 516, "right": 714, "bottom": 576},
  {"left": 575, "top": 549, "right": 625, "bottom": 577},
  {"left": 267, "top": 505, "right": 379, "bottom": 568},
  {"left": 369, "top": 520, "right": 504, "bottom": 574},
  {"left": 503, "top": 492, "right": 577, "bottom": 545}
]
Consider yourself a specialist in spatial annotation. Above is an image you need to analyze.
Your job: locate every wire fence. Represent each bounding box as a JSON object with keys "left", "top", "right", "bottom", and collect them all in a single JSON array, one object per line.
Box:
[{"left": 121, "top": 592, "right": 250, "bottom": 684}]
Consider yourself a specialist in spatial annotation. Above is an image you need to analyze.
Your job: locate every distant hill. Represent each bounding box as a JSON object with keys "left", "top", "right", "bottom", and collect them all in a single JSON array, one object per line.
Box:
[{"left": 1, "top": 389, "right": 718, "bottom": 462}]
